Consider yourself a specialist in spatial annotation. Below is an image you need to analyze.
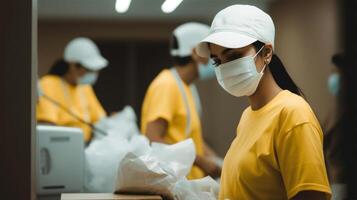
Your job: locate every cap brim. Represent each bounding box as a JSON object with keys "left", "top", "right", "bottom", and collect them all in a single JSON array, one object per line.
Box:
[
  {"left": 196, "top": 31, "right": 257, "bottom": 58},
  {"left": 80, "top": 56, "right": 108, "bottom": 71}
]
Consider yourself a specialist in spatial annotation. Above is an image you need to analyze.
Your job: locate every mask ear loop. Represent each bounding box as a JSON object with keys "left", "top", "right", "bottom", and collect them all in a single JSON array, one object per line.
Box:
[
  {"left": 259, "top": 63, "right": 267, "bottom": 74},
  {"left": 253, "top": 45, "right": 267, "bottom": 74},
  {"left": 253, "top": 45, "right": 265, "bottom": 58}
]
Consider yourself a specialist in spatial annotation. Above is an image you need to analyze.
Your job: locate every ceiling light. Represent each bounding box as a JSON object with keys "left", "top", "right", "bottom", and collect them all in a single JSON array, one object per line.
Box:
[
  {"left": 161, "top": 0, "right": 183, "bottom": 13},
  {"left": 115, "top": 0, "right": 132, "bottom": 13}
]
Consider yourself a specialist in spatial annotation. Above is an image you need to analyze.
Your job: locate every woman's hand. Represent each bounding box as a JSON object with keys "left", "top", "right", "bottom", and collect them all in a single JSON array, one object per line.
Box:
[{"left": 195, "top": 155, "right": 222, "bottom": 178}]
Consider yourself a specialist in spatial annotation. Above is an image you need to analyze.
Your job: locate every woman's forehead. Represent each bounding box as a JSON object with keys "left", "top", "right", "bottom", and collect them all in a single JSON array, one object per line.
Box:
[{"left": 209, "top": 43, "right": 253, "bottom": 57}]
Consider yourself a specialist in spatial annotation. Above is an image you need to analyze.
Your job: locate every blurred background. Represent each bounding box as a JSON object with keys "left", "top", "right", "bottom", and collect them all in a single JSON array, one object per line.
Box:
[{"left": 37, "top": 0, "right": 340, "bottom": 157}]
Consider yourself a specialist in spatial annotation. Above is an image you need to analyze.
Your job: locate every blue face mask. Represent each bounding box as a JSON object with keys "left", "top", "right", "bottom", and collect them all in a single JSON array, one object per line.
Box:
[
  {"left": 198, "top": 60, "right": 215, "bottom": 80},
  {"left": 78, "top": 72, "right": 98, "bottom": 85},
  {"left": 328, "top": 73, "right": 340, "bottom": 96}
]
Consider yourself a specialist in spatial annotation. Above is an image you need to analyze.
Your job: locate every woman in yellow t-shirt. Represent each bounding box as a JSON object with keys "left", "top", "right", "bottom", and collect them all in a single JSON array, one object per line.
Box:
[
  {"left": 195, "top": 5, "right": 331, "bottom": 200},
  {"left": 37, "top": 37, "right": 107, "bottom": 144},
  {"left": 141, "top": 23, "right": 221, "bottom": 180}
]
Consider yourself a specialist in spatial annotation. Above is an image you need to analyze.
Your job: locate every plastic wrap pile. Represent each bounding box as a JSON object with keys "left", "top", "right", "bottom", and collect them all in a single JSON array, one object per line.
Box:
[{"left": 84, "top": 106, "right": 219, "bottom": 200}]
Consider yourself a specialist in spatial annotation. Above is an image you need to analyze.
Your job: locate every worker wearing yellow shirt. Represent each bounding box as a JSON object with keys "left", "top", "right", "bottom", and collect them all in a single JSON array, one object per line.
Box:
[
  {"left": 37, "top": 37, "right": 108, "bottom": 144},
  {"left": 196, "top": 5, "right": 331, "bottom": 200},
  {"left": 141, "top": 22, "right": 221, "bottom": 180}
]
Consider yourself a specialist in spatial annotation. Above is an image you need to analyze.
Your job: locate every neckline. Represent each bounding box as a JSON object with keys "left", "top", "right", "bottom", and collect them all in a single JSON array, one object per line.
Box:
[
  {"left": 248, "top": 90, "right": 289, "bottom": 115},
  {"left": 168, "top": 68, "right": 190, "bottom": 88}
]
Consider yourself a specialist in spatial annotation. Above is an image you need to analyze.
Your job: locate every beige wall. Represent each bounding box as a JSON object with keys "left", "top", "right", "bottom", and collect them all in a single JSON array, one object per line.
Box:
[
  {"left": 270, "top": 0, "right": 340, "bottom": 123},
  {"left": 38, "top": 0, "right": 340, "bottom": 156}
]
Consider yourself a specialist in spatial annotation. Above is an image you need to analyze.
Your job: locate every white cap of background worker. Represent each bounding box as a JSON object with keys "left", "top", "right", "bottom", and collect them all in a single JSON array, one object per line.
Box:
[
  {"left": 170, "top": 22, "right": 215, "bottom": 80},
  {"left": 64, "top": 37, "right": 108, "bottom": 71}
]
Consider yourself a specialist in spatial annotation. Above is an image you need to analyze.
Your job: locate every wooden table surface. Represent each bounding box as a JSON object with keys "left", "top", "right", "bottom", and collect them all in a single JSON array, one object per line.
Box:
[{"left": 61, "top": 193, "right": 163, "bottom": 200}]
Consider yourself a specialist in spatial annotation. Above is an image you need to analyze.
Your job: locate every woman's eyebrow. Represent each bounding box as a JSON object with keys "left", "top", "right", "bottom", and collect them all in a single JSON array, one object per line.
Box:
[
  {"left": 221, "top": 48, "right": 234, "bottom": 56},
  {"left": 210, "top": 48, "right": 234, "bottom": 58}
]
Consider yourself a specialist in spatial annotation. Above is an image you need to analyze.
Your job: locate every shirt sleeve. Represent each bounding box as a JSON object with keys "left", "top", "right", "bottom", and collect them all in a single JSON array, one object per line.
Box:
[
  {"left": 36, "top": 79, "right": 60, "bottom": 124},
  {"left": 86, "top": 86, "right": 107, "bottom": 123},
  {"left": 275, "top": 122, "right": 332, "bottom": 199},
  {"left": 145, "top": 82, "right": 178, "bottom": 124}
]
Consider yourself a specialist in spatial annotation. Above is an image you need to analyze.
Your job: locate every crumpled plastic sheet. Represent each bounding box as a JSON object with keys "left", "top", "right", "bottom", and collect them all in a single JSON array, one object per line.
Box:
[
  {"left": 173, "top": 176, "right": 219, "bottom": 200},
  {"left": 84, "top": 106, "right": 219, "bottom": 200},
  {"left": 115, "top": 139, "right": 219, "bottom": 200},
  {"left": 115, "top": 139, "right": 196, "bottom": 200}
]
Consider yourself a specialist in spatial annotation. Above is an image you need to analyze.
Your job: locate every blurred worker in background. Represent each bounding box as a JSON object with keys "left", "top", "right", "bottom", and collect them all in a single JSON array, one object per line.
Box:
[
  {"left": 37, "top": 37, "right": 108, "bottom": 144},
  {"left": 325, "top": 53, "right": 347, "bottom": 200},
  {"left": 141, "top": 22, "right": 221, "bottom": 180}
]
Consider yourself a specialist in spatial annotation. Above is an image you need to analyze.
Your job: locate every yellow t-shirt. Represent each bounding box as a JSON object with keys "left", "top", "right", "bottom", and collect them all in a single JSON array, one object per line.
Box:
[
  {"left": 141, "top": 69, "right": 204, "bottom": 179},
  {"left": 220, "top": 90, "right": 331, "bottom": 200},
  {"left": 37, "top": 75, "right": 106, "bottom": 142}
]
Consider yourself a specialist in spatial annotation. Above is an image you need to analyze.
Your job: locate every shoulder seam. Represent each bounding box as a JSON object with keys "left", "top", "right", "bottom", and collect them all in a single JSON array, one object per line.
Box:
[{"left": 284, "top": 122, "right": 320, "bottom": 136}]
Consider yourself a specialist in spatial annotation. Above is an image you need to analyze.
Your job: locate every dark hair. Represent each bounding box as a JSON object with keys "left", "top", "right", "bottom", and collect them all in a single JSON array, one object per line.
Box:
[
  {"left": 48, "top": 59, "right": 70, "bottom": 76},
  {"left": 170, "top": 35, "right": 193, "bottom": 66},
  {"left": 332, "top": 53, "right": 345, "bottom": 69},
  {"left": 252, "top": 41, "right": 303, "bottom": 96}
]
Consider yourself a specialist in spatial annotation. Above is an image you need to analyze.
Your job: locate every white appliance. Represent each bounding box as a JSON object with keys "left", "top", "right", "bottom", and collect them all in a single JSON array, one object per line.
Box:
[{"left": 36, "top": 125, "right": 84, "bottom": 195}]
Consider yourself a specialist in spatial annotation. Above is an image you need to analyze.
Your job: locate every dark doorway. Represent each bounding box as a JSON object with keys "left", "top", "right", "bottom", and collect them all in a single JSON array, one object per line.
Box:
[{"left": 93, "top": 40, "right": 172, "bottom": 126}]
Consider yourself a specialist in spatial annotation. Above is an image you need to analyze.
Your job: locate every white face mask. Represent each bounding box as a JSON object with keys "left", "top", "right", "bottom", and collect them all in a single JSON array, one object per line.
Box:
[
  {"left": 215, "top": 46, "right": 266, "bottom": 97},
  {"left": 78, "top": 72, "right": 98, "bottom": 85},
  {"left": 198, "top": 59, "right": 216, "bottom": 80}
]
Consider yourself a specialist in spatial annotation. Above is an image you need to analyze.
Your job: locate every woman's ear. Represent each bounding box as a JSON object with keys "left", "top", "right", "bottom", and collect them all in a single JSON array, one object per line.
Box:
[
  {"left": 71, "top": 63, "right": 87, "bottom": 76},
  {"left": 263, "top": 44, "right": 273, "bottom": 64},
  {"left": 191, "top": 48, "right": 202, "bottom": 63},
  {"left": 192, "top": 48, "right": 208, "bottom": 64}
]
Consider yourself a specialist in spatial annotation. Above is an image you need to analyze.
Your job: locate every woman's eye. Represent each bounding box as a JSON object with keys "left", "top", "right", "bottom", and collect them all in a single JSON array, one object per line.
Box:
[{"left": 226, "top": 53, "right": 242, "bottom": 62}]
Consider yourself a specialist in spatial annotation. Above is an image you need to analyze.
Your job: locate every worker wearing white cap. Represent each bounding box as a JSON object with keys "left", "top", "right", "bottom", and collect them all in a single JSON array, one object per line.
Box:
[
  {"left": 196, "top": 5, "right": 331, "bottom": 200},
  {"left": 37, "top": 37, "right": 108, "bottom": 143},
  {"left": 141, "top": 22, "right": 221, "bottom": 180}
]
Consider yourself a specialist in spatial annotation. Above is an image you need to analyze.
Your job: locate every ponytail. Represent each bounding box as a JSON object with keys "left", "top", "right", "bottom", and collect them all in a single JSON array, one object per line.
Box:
[
  {"left": 48, "top": 59, "right": 70, "bottom": 76},
  {"left": 269, "top": 54, "right": 303, "bottom": 96},
  {"left": 252, "top": 41, "right": 303, "bottom": 96}
]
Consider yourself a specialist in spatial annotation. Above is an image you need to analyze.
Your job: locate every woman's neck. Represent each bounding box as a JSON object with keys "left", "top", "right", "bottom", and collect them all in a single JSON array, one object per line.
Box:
[
  {"left": 175, "top": 63, "right": 197, "bottom": 85},
  {"left": 62, "top": 73, "right": 77, "bottom": 86},
  {"left": 248, "top": 69, "right": 282, "bottom": 110}
]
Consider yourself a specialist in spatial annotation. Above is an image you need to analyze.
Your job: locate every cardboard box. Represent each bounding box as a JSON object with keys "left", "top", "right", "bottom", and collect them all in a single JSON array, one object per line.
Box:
[{"left": 61, "top": 193, "right": 163, "bottom": 200}]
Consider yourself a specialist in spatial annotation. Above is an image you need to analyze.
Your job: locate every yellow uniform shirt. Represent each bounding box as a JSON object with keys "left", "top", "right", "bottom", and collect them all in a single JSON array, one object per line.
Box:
[
  {"left": 141, "top": 69, "right": 204, "bottom": 179},
  {"left": 37, "top": 75, "right": 106, "bottom": 142},
  {"left": 220, "top": 90, "right": 331, "bottom": 200}
]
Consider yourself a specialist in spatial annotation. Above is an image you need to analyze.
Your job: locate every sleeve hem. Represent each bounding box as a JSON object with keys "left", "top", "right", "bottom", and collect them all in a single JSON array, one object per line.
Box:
[
  {"left": 37, "top": 117, "right": 57, "bottom": 124},
  {"left": 288, "top": 183, "right": 332, "bottom": 199}
]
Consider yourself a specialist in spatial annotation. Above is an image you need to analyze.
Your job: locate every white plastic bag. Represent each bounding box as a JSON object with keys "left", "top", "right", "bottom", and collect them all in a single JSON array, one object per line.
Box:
[
  {"left": 84, "top": 106, "right": 149, "bottom": 192},
  {"left": 115, "top": 152, "right": 175, "bottom": 199},
  {"left": 84, "top": 137, "right": 132, "bottom": 192},
  {"left": 115, "top": 139, "right": 196, "bottom": 199},
  {"left": 94, "top": 106, "right": 139, "bottom": 140},
  {"left": 84, "top": 134, "right": 150, "bottom": 192},
  {"left": 150, "top": 140, "right": 195, "bottom": 178},
  {"left": 173, "top": 177, "right": 219, "bottom": 200}
]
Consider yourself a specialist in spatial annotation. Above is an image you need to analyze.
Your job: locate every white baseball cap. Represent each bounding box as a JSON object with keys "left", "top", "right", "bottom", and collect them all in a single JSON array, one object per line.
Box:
[
  {"left": 171, "top": 22, "right": 210, "bottom": 57},
  {"left": 64, "top": 37, "right": 108, "bottom": 71},
  {"left": 196, "top": 5, "right": 275, "bottom": 58}
]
